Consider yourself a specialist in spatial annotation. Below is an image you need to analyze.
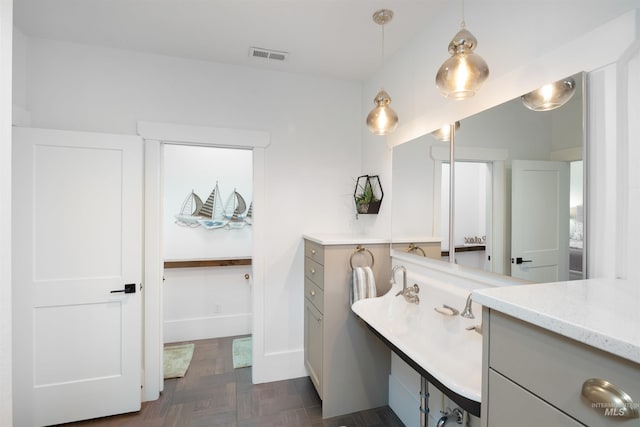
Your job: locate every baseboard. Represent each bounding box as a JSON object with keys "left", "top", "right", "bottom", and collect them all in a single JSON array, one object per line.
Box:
[
  {"left": 163, "top": 313, "right": 251, "bottom": 343},
  {"left": 251, "top": 348, "right": 307, "bottom": 384}
]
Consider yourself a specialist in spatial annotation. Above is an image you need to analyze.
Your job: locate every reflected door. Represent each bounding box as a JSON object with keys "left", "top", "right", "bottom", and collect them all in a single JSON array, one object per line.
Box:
[
  {"left": 511, "top": 160, "right": 569, "bottom": 282},
  {"left": 12, "top": 127, "right": 143, "bottom": 426}
]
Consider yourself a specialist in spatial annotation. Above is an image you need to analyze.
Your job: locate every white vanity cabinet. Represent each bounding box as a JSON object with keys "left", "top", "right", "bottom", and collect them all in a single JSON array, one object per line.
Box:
[
  {"left": 482, "top": 308, "right": 640, "bottom": 427},
  {"left": 303, "top": 237, "right": 391, "bottom": 419}
]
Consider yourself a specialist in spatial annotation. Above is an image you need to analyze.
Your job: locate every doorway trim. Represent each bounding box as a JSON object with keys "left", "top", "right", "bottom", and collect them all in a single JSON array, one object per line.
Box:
[
  {"left": 431, "top": 145, "right": 508, "bottom": 275},
  {"left": 138, "top": 121, "right": 269, "bottom": 401}
]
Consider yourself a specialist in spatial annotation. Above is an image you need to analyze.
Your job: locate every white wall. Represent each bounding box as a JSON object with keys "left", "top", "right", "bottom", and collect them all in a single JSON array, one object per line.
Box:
[
  {"left": 0, "top": 1, "right": 13, "bottom": 425},
  {"left": 163, "top": 144, "right": 253, "bottom": 260},
  {"left": 441, "top": 162, "right": 487, "bottom": 249},
  {"left": 17, "top": 36, "right": 363, "bottom": 383},
  {"left": 163, "top": 265, "right": 252, "bottom": 343}
]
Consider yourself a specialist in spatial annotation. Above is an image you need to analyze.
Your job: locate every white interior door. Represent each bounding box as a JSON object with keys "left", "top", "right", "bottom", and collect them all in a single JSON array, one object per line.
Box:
[
  {"left": 511, "top": 160, "right": 569, "bottom": 282},
  {"left": 12, "top": 127, "right": 143, "bottom": 426}
]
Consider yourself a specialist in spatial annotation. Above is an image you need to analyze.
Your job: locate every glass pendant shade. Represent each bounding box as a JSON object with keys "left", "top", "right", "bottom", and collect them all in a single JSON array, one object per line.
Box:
[
  {"left": 367, "top": 9, "right": 398, "bottom": 136},
  {"left": 521, "top": 78, "right": 576, "bottom": 111},
  {"left": 366, "top": 89, "right": 399, "bottom": 135},
  {"left": 431, "top": 121, "right": 460, "bottom": 141},
  {"left": 436, "top": 28, "right": 489, "bottom": 100}
]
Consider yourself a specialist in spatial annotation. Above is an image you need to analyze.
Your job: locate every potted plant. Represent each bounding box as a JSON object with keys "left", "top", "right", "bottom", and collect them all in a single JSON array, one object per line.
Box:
[{"left": 354, "top": 175, "right": 383, "bottom": 214}]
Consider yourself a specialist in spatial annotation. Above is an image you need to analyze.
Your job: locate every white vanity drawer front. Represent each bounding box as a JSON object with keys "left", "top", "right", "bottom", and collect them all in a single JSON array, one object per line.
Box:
[
  {"left": 305, "top": 277, "right": 324, "bottom": 313},
  {"left": 488, "top": 369, "right": 583, "bottom": 427},
  {"left": 304, "top": 258, "right": 324, "bottom": 288},
  {"left": 304, "top": 240, "right": 325, "bottom": 265},
  {"left": 489, "top": 310, "right": 640, "bottom": 426}
]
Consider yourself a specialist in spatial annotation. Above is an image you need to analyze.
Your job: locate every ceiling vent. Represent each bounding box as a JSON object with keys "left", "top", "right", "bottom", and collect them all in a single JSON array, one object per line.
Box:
[{"left": 249, "top": 47, "right": 289, "bottom": 61}]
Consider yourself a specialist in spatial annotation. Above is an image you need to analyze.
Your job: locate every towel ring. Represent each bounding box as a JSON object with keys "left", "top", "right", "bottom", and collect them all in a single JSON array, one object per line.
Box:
[
  {"left": 350, "top": 245, "right": 375, "bottom": 269},
  {"left": 407, "top": 243, "right": 426, "bottom": 257}
]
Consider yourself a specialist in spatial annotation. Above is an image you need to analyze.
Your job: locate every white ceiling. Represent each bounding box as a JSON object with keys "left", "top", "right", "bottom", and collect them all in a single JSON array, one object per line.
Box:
[{"left": 14, "top": 0, "right": 447, "bottom": 81}]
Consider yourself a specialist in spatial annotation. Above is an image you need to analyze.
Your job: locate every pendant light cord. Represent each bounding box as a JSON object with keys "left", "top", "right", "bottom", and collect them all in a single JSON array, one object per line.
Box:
[
  {"left": 381, "top": 21, "right": 385, "bottom": 89},
  {"left": 460, "top": 0, "right": 466, "bottom": 28}
]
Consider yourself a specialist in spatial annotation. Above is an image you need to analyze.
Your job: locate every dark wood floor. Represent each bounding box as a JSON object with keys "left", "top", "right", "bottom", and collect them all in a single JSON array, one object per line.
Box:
[{"left": 58, "top": 336, "right": 404, "bottom": 427}]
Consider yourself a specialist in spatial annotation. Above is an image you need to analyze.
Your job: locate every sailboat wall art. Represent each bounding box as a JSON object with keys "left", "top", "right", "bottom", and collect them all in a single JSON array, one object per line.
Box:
[
  {"left": 174, "top": 182, "right": 251, "bottom": 230},
  {"left": 175, "top": 190, "right": 204, "bottom": 226},
  {"left": 225, "top": 188, "right": 248, "bottom": 229}
]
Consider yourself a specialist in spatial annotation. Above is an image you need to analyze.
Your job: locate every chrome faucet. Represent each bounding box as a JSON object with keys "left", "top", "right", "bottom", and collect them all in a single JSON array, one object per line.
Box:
[
  {"left": 391, "top": 265, "right": 407, "bottom": 291},
  {"left": 460, "top": 293, "right": 475, "bottom": 319},
  {"left": 392, "top": 265, "right": 419, "bottom": 304}
]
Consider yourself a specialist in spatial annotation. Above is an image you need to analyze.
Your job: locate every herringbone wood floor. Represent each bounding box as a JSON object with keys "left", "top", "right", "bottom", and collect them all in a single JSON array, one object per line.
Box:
[{"left": 56, "top": 336, "right": 404, "bottom": 427}]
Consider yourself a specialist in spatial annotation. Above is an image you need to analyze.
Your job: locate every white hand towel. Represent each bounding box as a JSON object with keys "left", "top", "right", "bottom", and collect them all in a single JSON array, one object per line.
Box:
[{"left": 351, "top": 266, "right": 377, "bottom": 304}]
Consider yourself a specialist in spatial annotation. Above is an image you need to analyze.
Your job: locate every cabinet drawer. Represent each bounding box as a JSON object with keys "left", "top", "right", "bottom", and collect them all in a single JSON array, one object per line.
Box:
[
  {"left": 304, "top": 240, "right": 324, "bottom": 265},
  {"left": 489, "top": 310, "right": 640, "bottom": 426},
  {"left": 304, "top": 258, "right": 324, "bottom": 288},
  {"left": 488, "top": 369, "right": 583, "bottom": 426},
  {"left": 304, "top": 278, "right": 324, "bottom": 313}
]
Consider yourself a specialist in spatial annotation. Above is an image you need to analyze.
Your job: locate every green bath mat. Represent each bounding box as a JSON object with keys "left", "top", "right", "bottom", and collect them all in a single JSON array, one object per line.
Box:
[
  {"left": 232, "top": 337, "right": 252, "bottom": 368},
  {"left": 163, "top": 343, "right": 195, "bottom": 379}
]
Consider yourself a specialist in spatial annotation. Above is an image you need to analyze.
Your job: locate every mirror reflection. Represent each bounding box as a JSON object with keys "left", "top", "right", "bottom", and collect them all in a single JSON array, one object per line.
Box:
[{"left": 391, "top": 72, "right": 585, "bottom": 283}]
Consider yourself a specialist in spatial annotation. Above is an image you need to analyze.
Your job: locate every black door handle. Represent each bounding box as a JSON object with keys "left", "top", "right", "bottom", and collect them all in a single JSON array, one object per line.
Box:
[
  {"left": 515, "top": 257, "right": 532, "bottom": 265},
  {"left": 111, "top": 283, "right": 136, "bottom": 294}
]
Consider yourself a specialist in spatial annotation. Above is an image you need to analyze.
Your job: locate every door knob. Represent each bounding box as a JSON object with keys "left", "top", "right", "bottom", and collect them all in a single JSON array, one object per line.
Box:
[{"left": 110, "top": 283, "right": 136, "bottom": 294}]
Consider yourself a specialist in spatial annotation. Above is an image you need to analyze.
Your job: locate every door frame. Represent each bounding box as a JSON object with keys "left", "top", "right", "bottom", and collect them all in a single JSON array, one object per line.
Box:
[
  {"left": 138, "top": 121, "right": 269, "bottom": 400},
  {"left": 0, "top": 0, "right": 12, "bottom": 424},
  {"left": 431, "top": 145, "right": 508, "bottom": 274}
]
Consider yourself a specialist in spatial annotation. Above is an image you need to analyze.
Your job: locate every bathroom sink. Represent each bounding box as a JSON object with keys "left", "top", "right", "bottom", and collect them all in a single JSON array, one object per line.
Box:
[{"left": 352, "top": 275, "right": 483, "bottom": 415}]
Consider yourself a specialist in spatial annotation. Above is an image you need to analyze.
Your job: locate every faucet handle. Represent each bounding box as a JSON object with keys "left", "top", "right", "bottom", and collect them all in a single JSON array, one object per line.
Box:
[
  {"left": 466, "top": 324, "right": 482, "bottom": 334},
  {"left": 411, "top": 284, "right": 420, "bottom": 294}
]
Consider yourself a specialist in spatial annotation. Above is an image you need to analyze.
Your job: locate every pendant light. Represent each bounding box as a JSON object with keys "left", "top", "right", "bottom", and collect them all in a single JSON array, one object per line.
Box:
[
  {"left": 521, "top": 77, "right": 576, "bottom": 111},
  {"left": 366, "top": 9, "right": 399, "bottom": 135},
  {"left": 435, "top": 0, "right": 489, "bottom": 100},
  {"left": 431, "top": 121, "right": 460, "bottom": 141}
]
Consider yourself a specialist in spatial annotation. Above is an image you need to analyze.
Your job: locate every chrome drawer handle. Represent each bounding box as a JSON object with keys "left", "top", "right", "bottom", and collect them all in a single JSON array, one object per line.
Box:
[
  {"left": 582, "top": 378, "right": 639, "bottom": 418},
  {"left": 310, "top": 268, "right": 315, "bottom": 274},
  {"left": 310, "top": 290, "right": 316, "bottom": 296},
  {"left": 311, "top": 249, "right": 316, "bottom": 255}
]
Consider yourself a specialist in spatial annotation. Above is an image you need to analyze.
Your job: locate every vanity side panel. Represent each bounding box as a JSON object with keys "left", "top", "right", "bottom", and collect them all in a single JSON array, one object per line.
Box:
[
  {"left": 480, "top": 306, "right": 491, "bottom": 427},
  {"left": 320, "top": 243, "right": 391, "bottom": 418}
]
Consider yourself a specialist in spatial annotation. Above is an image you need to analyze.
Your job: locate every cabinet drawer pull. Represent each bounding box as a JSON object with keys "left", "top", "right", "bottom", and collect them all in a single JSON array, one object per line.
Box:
[
  {"left": 310, "top": 268, "right": 316, "bottom": 274},
  {"left": 311, "top": 249, "right": 316, "bottom": 255},
  {"left": 310, "top": 290, "right": 316, "bottom": 296},
  {"left": 581, "top": 378, "right": 639, "bottom": 418}
]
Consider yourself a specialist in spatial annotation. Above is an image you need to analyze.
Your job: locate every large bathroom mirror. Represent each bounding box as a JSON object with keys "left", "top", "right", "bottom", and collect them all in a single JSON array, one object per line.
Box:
[{"left": 391, "top": 72, "right": 586, "bottom": 284}]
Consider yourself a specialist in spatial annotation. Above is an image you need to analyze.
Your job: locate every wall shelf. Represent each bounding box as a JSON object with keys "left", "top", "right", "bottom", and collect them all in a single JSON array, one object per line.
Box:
[
  {"left": 164, "top": 258, "right": 252, "bottom": 269},
  {"left": 441, "top": 245, "right": 485, "bottom": 257}
]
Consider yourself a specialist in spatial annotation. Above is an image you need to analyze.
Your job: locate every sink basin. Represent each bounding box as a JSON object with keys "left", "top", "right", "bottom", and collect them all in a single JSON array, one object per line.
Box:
[{"left": 352, "top": 273, "right": 483, "bottom": 415}]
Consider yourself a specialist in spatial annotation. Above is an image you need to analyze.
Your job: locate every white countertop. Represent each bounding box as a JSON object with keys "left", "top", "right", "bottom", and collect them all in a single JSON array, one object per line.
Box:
[
  {"left": 303, "top": 233, "right": 443, "bottom": 246},
  {"left": 303, "top": 233, "right": 391, "bottom": 245},
  {"left": 391, "top": 236, "right": 442, "bottom": 244},
  {"left": 473, "top": 278, "right": 640, "bottom": 365}
]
